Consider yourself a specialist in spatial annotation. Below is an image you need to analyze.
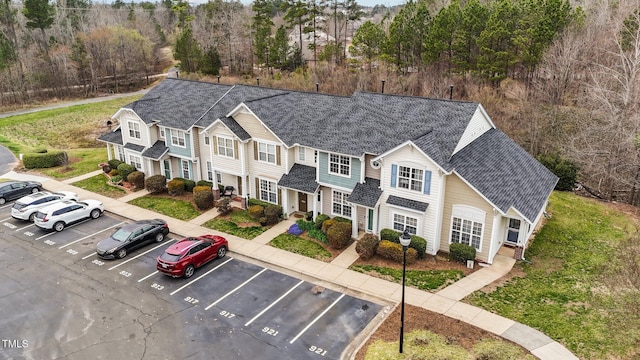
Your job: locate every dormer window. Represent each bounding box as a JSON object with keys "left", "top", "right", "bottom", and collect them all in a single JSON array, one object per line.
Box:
[
  {"left": 128, "top": 121, "right": 141, "bottom": 139},
  {"left": 329, "top": 154, "right": 350, "bottom": 177}
]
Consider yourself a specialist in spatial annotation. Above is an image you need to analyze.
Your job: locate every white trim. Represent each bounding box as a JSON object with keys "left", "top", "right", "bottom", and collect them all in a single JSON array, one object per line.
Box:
[
  {"left": 390, "top": 211, "right": 419, "bottom": 235},
  {"left": 170, "top": 129, "right": 187, "bottom": 148},
  {"left": 127, "top": 120, "right": 141, "bottom": 139},
  {"left": 331, "top": 190, "right": 351, "bottom": 217},
  {"left": 258, "top": 177, "right": 278, "bottom": 204},
  {"left": 257, "top": 141, "right": 277, "bottom": 164},
  {"left": 328, "top": 153, "right": 351, "bottom": 178},
  {"left": 216, "top": 135, "right": 235, "bottom": 158},
  {"left": 226, "top": 103, "right": 287, "bottom": 145},
  {"left": 373, "top": 141, "right": 450, "bottom": 175},
  {"left": 449, "top": 205, "right": 485, "bottom": 252}
]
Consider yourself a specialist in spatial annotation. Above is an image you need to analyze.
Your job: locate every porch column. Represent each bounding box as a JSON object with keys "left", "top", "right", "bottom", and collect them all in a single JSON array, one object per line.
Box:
[
  {"left": 312, "top": 191, "right": 318, "bottom": 220},
  {"left": 351, "top": 205, "right": 358, "bottom": 239},
  {"left": 281, "top": 188, "right": 289, "bottom": 217}
]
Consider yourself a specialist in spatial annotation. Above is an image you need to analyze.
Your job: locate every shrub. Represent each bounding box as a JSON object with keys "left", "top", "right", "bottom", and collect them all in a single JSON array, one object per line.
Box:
[
  {"left": 449, "top": 243, "right": 476, "bottom": 263},
  {"left": 410, "top": 235, "right": 427, "bottom": 259},
  {"left": 110, "top": 175, "right": 123, "bottom": 185},
  {"left": 321, "top": 219, "right": 335, "bottom": 233},
  {"left": 248, "top": 205, "right": 265, "bottom": 219},
  {"left": 314, "top": 214, "right": 329, "bottom": 229},
  {"left": 308, "top": 228, "right": 327, "bottom": 243},
  {"left": 101, "top": 165, "right": 111, "bottom": 173},
  {"left": 288, "top": 223, "right": 304, "bottom": 236},
  {"left": 109, "top": 169, "right": 119, "bottom": 177},
  {"left": 264, "top": 205, "right": 282, "bottom": 225},
  {"left": 22, "top": 150, "right": 68, "bottom": 169},
  {"left": 34, "top": 147, "right": 47, "bottom": 153},
  {"left": 116, "top": 163, "right": 136, "bottom": 182},
  {"left": 108, "top": 159, "right": 124, "bottom": 169},
  {"left": 380, "top": 228, "right": 400, "bottom": 242},
  {"left": 145, "top": 175, "right": 167, "bottom": 194},
  {"left": 197, "top": 180, "right": 213, "bottom": 187},
  {"left": 537, "top": 153, "right": 578, "bottom": 191},
  {"left": 376, "top": 240, "right": 418, "bottom": 265},
  {"left": 295, "top": 219, "right": 315, "bottom": 231},
  {"left": 217, "top": 197, "right": 231, "bottom": 215},
  {"left": 167, "top": 178, "right": 185, "bottom": 196},
  {"left": 355, "top": 233, "right": 379, "bottom": 260},
  {"left": 127, "top": 171, "right": 145, "bottom": 189},
  {"left": 183, "top": 179, "right": 196, "bottom": 192},
  {"left": 332, "top": 216, "right": 352, "bottom": 224},
  {"left": 326, "top": 222, "right": 352, "bottom": 249},
  {"left": 193, "top": 186, "right": 214, "bottom": 210}
]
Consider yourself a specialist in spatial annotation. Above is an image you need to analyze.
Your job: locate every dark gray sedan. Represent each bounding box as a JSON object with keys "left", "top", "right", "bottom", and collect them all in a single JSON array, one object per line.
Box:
[
  {"left": 0, "top": 180, "right": 42, "bottom": 205},
  {"left": 96, "top": 219, "right": 169, "bottom": 259}
]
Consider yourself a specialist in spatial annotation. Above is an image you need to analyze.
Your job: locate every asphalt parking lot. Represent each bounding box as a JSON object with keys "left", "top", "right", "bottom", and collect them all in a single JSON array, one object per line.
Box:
[{"left": 0, "top": 199, "right": 385, "bottom": 360}]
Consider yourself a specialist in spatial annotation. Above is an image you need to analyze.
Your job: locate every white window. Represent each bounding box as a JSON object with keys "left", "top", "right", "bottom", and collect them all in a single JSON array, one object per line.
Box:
[
  {"left": 332, "top": 190, "right": 351, "bottom": 217},
  {"left": 393, "top": 213, "right": 418, "bottom": 235},
  {"left": 117, "top": 146, "right": 125, "bottom": 161},
  {"left": 217, "top": 136, "right": 234, "bottom": 158},
  {"left": 160, "top": 128, "right": 165, "bottom": 139},
  {"left": 451, "top": 217, "right": 482, "bottom": 250},
  {"left": 258, "top": 142, "right": 276, "bottom": 164},
  {"left": 329, "top": 154, "right": 350, "bottom": 176},
  {"left": 215, "top": 170, "right": 222, "bottom": 184},
  {"left": 206, "top": 161, "right": 213, "bottom": 181},
  {"left": 299, "top": 146, "right": 306, "bottom": 161},
  {"left": 204, "top": 136, "right": 210, "bottom": 145},
  {"left": 171, "top": 130, "right": 186, "bottom": 147},
  {"left": 259, "top": 179, "right": 277, "bottom": 204},
  {"left": 129, "top": 155, "right": 141, "bottom": 170},
  {"left": 398, "top": 166, "right": 423, "bottom": 192},
  {"left": 182, "top": 160, "right": 190, "bottom": 179},
  {"left": 128, "top": 121, "right": 141, "bottom": 139}
]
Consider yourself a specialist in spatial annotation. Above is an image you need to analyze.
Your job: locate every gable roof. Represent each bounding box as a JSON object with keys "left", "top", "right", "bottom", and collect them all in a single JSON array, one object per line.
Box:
[{"left": 450, "top": 129, "right": 558, "bottom": 223}]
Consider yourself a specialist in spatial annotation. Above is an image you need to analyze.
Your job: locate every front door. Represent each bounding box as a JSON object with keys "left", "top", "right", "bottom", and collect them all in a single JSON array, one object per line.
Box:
[
  {"left": 163, "top": 160, "right": 171, "bottom": 179},
  {"left": 298, "top": 192, "right": 307, "bottom": 212},
  {"left": 506, "top": 218, "right": 521, "bottom": 245},
  {"left": 367, "top": 209, "right": 374, "bottom": 232},
  {"left": 237, "top": 176, "right": 243, "bottom": 196}
]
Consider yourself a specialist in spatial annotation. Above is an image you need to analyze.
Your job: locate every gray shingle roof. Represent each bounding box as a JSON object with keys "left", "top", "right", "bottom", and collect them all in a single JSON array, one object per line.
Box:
[
  {"left": 220, "top": 117, "right": 251, "bottom": 141},
  {"left": 124, "top": 143, "right": 145, "bottom": 152},
  {"left": 277, "top": 164, "right": 319, "bottom": 193},
  {"left": 348, "top": 178, "right": 382, "bottom": 208},
  {"left": 97, "top": 129, "right": 123, "bottom": 145},
  {"left": 450, "top": 129, "right": 558, "bottom": 223},
  {"left": 386, "top": 195, "right": 429, "bottom": 212},
  {"left": 141, "top": 141, "right": 168, "bottom": 160}
]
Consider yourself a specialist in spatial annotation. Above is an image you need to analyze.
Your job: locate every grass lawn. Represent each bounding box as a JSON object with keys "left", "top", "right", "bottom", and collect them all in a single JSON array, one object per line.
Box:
[
  {"left": 270, "top": 233, "right": 332, "bottom": 260},
  {"left": 71, "top": 173, "right": 126, "bottom": 198},
  {"left": 0, "top": 95, "right": 142, "bottom": 179},
  {"left": 203, "top": 218, "right": 266, "bottom": 239},
  {"left": 127, "top": 196, "right": 201, "bottom": 221},
  {"left": 467, "top": 191, "right": 640, "bottom": 359},
  {"left": 350, "top": 264, "right": 464, "bottom": 291}
]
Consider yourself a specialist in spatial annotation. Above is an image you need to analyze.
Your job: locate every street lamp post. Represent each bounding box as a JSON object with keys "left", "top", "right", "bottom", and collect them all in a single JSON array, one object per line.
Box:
[{"left": 399, "top": 229, "right": 412, "bottom": 353}]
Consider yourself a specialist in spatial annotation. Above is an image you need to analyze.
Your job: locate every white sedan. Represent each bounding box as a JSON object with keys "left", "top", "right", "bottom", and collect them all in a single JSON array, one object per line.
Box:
[
  {"left": 11, "top": 191, "right": 79, "bottom": 222},
  {"left": 34, "top": 199, "right": 104, "bottom": 232}
]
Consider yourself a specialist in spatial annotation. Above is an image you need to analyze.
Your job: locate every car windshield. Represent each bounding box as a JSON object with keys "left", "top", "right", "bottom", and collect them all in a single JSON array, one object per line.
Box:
[
  {"left": 12, "top": 202, "right": 27, "bottom": 210},
  {"left": 111, "top": 229, "right": 132, "bottom": 242},
  {"left": 160, "top": 252, "right": 181, "bottom": 262},
  {"left": 34, "top": 211, "right": 45, "bottom": 219}
]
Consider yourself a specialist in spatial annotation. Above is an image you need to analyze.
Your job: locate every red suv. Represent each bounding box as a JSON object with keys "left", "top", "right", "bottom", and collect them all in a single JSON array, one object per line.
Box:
[{"left": 157, "top": 235, "right": 228, "bottom": 278}]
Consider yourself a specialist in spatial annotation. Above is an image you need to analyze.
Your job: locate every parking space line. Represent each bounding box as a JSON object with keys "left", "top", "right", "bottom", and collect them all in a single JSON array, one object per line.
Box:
[
  {"left": 0, "top": 204, "right": 12, "bottom": 210},
  {"left": 107, "top": 238, "right": 176, "bottom": 270},
  {"left": 16, "top": 223, "right": 36, "bottom": 232},
  {"left": 35, "top": 231, "right": 57, "bottom": 241},
  {"left": 1, "top": 216, "right": 12, "bottom": 221},
  {"left": 289, "top": 293, "right": 346, "bottom": 344},
  {"left": 204, "top": 268, "right": 267, "bottom": 311},
  {"left": 245, "top": 280, "right": 304, "bottom": 327},
  {"left": 81, "top": 253, "right": 96, "bottom": 260},
  {"left": 58, "top": 222, "right": 125, "bottom": 249},
  {"left": 137, "top": 271, "right": 159, "bottom": 283},
  {"left": 169, "top": 257, "right": 234, "bottom": 296},
  {"left": 35, "top": 219, "right": 92, "bottom": 240}
]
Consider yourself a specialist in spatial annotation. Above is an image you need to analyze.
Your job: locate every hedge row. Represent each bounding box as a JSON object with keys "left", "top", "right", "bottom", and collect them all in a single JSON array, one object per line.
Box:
[
  {"left": 380, "top": 228, "right": 427, "bottom": 259},
  {"left": 22, "top": 151, "right": 68, "bottom": 169}
]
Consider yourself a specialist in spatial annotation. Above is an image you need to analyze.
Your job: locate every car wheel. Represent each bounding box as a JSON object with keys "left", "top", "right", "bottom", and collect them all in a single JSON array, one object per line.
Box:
[
  {"left": 28, "top": 212, "right": 36, "bottom": 222},
  {"left": 217, "top": 246, "right": 227, "bottom": 259},
  {"left": 183, "top": 264, "right": 195, "bottom": 279},
  {"left": 0, "top": 197, "right": 5, "bottom": 205},
  {"left": 54, "top": 222, "right": 65, "bottom": 232},
  {"left": 31, "top": 188, "right": 39, "bottom": 194},
  {"left": 116, "top": 248, "right": 127, "bottom": 259},
  {"left": 155, "top": 232, "right": 165, "bottom": 242},
  {"left": 90, "top": 209, "right": 101, "bottom": 219}
]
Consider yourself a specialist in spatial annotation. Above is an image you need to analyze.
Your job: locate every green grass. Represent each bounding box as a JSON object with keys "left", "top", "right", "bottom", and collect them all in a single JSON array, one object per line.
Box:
[
  {"left": 229, "top": 209, "right": 257, "bottom": 223},
  {"left": 0, "top": 95, "right": 141, "bottom": 179},
  {"left": 127, "top": 196, "right": 201, "bottom": 221},
  {"left": 270, "top": 233, "right": 332, "bottom": 260},
  {"left": 203, "top": 218, "right": 266, "bottom": 239},
  {"left": 350, "top": 264, "right": 464, "bottom": 291},
  {"left": 467, "top": 191, "right": 640, "bottom": 359},
  {"left": 71, "top": 174, "right": 126, "bottom": 198}
]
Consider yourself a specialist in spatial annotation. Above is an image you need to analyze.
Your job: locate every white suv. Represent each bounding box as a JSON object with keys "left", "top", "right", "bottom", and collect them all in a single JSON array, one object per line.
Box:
[
  {"left": 11, "top": 191, "right": 78, "bottom": 222},
  {"left": 34, "top": 199, "right": 104, "bottom": 232}
]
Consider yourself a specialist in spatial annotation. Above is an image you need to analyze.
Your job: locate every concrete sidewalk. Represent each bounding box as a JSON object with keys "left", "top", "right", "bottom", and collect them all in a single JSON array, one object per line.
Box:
[{"left": 2, "top": 170, "right": 578, "bottom": 360}]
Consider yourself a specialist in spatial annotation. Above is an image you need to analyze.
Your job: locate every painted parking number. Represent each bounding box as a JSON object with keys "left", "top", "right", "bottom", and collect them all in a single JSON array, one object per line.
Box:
[
  {"left": 24, "top": 231, "right": 34, "bottom": 237},
  {"left": 308, "top": 346, "right": 328, "bottom": 356},
  {"left": 66, "top": 249, "right": 78, "bottom": 255},
  {"left": 262, "top": 327, "right": 278, "bottom": 336}
]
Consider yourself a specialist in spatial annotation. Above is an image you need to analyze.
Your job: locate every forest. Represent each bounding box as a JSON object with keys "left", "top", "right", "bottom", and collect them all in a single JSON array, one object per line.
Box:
[{"left": 1, "top": 0, "right": 640, "bottom": 206}]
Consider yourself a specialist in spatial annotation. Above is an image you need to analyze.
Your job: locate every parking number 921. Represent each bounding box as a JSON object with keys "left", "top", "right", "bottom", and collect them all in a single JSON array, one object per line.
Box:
[{"left": 308, "top": 346, "right": 328, "bottom": 356}]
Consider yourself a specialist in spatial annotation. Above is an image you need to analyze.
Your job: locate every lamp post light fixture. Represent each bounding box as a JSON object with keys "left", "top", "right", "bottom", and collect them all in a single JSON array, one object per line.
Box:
[{"left": 399, "top": 228, "right": 412, "bottom": 353}]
